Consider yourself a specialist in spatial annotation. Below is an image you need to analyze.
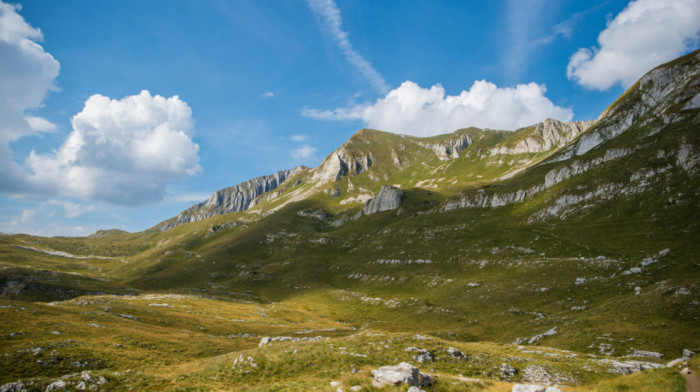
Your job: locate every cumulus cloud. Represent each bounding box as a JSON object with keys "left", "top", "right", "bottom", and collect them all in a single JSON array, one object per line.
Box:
[
  {"left": 290, "top": 144, "right": 317, "bottom": 160},
  {"left": 290, "top": 134, "right": 308, "bottom": 142},
  {"left": 303, "top": 80, "right": 573, "bottom": 136},
  {"left": 0, "top": 0, "right": 60, "bottom": 190},
  {"left": 261, "top": 91, "right": 275, "bottom": 98},
  {"left": 21, "top": 90, "right": 201, "bottom": 205},
  {"left": 307, "top": 0, "right": 389, "bottom": 93},
  {"left": 567, "top": 0, "right": 700, "bottom": 90},
  {"left": 0, "top": 3, "right": 201, "bottom": 207},
  {"left": 0, "top": 1, "right": 59, "bottom": 142}
]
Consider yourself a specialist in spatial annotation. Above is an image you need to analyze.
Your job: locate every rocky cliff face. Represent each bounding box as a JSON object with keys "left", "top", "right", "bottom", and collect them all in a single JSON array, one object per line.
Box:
[
  {"left": 490, "top": 119, "right": 594, "bottom": 156},
  {"left": 160, "top": 167, "right": 304, "bottom": 230},
  {"left": 557, "top": 51, "right": 700, "bottom": 160},
  {"left": 443, "top": 51, "right": 700, "bottom": 218},
  {"left": 362, "top": 185, "right": 403, "bottom": 215},
  {"left": 419, "top": 134, "right": 472, "bottom": 160},
  {"left": 311, "top": 147, "right": 373, "bottom": 183}
]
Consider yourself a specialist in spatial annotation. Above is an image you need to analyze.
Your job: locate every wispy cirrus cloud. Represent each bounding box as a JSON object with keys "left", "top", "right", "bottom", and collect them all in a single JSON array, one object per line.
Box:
[{"left": 307, "top": 0, "right": 389, "bottom": 94}]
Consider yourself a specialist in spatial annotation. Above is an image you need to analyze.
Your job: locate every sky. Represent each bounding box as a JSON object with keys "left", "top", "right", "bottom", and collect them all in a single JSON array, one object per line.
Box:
[{"left": 1, "top": 0, "right": 699, "bottom": 236}]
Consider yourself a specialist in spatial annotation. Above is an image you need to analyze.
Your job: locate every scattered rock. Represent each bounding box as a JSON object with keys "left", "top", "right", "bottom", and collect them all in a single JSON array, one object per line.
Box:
[
  {"left": 117, "top": 314, "right": 137, "bottom": 320},
  {"left": 330, "top": 381, "right": 341, "bottom": 388},
  {"left": 371, "top": 362, "right": 433, "bottom": 388},
  {"left": 0, "top": 380, "right": 27, "bottom": 392},
  {"left": 600, "top": 359, "right": 664, "bottom": 375},
  {"left": 349, "top": 386, "right": 362, "bottom": 392},
  {"left": 233, "top": 354, "right": 257, "bottom": 368},
  {"left": 523, "top": 365, "right": 573, "bottom": 385},
  {"left": 683, "top": 349, "right": 696, "bottom": 360},
  {"left": 512, "top": 385, "right": 545, "bottom": 392},
  {"left": 45, "top": 380, "right": 67, "bottom": 392},
  {"left": 259, "top": 337, "right": 271, "bottom": 347},
  {"left": 667, "top": 358, "right": 685, "bottom": 368},
  {"left": 447, "top": 347, "right": 467, "bottom": 360},
  {"left": 500, "top": 363, "right": 518, "bottom": 380},
  {"left": 629, "top": 350, "right": 664, "bottom": 359},
  {"left": 406, "top": 347, "right": 433, "bottom": 363},
  {"left": 75, "top": 381, "right": 86, "bottom": 391},
  {"left": 407, "top": 387, "right": 424, "bottom": 392}
]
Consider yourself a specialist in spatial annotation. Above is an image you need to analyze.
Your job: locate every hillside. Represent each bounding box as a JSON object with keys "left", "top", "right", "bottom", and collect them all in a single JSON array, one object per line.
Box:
[{"left": 0, "top": 50, "right": 698, "bottom": 391}]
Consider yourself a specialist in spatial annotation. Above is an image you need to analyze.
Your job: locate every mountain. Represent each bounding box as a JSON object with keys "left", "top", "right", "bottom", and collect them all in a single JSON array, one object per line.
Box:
[
  {"left": 0, "top": 50, "right": 698, "bottom": 391},
  {"left": 159, "top": 167, "right": 306, "bottom": 230}
]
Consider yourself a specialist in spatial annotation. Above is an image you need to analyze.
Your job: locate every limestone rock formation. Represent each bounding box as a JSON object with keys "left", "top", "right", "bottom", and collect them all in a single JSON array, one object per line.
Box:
[
  {"left": 371, "top": 362, "right": 433, "bottom": 388},
  {"left": 419, "top": 134, "right": 472, "bottom": 160},
  {"left": 363, "top": 186, "right": 403, "bottom": 215},
  {"left": 490, "top": 119, "right": 594, "bottom": 155},
  {"left": 160, "top": 167, "right": 304, "bottom": 230},
  {"left": 311, "top": 147, "right": 373, "bottom": 183},
  {"left": 559, "top": 50, "right": 700, "bottom": 159}
]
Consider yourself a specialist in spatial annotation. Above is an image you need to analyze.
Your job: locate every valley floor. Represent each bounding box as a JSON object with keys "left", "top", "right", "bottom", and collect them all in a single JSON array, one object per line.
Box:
[{"left": 0, "top": 291, "right": 694, "bottom": 391}]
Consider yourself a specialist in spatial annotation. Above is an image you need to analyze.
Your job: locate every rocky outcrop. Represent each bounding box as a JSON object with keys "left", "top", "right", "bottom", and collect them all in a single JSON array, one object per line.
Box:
[
  {"left": 311, "top": 147, "right": 372, "bottom": 183},
  {"left": 363, "top": 186, "right": 403, "bottom": 215},
  {"left": 490, "top": 119, "right": 594, "bottom": 155},
  {"left": 599, "top": 359, "right": 664, "bottom": 375},
  {"left": 371, "top": 362, "right": 434, "bottom": 388},
  {"left": 160, "top": 167, "right": 304, "bottom": 230},
  {"left": 512, "top": 385, "right": 561, "bottom": 392},
  {"left": 557, "top": 50, "right": 700, "bottom": 160},
  {"left": 405, "top": 347, "right": 433, "bottom": 363},
  {"left": 447, "top": 347, "right": 467, "bottom": 360},
  {"left": 500, "top": 363, "right": 518, "bottom": 380},
  {"left": 419, "top": 134, "right": 472, "bottom": 160},
  {"left": 0, "top": 380, "right": 27, "bottom": 392}
]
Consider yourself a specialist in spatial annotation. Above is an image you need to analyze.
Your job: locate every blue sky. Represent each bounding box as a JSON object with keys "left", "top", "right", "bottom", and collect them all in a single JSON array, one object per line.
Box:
[{"left": 1, "top": 0, "right": 699, "bottom": 236}]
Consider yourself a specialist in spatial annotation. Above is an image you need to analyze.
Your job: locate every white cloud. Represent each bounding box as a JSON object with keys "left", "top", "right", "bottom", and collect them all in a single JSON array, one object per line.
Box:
[
  {"left": 290, "top": 134, "right": 308, "bottom": 142},
  {"left": 22, "top": 90, "right": 201, "bottom": 205},
  {"left": 261, "top": 91, "right": 275, "bottom": 98},
  {"left": 303, "top": 80, "right": 573, "bottom": 136},
  {"left": 291, "top": 144, "right": 317, "bottom": 160},
  {"left": 46, "top": 200, "right": 92, "bottom": 218},
  {"left": 0, "top": 1, "right": 59, "bottom": 143},
  {"left": 307, "top": 0, "right": 389, "bottom": 93},
  {"left": 26, "top": 115, "right": 57, "bottom": 132},
  {"left": 0, "top": 0, "right": 60, "bottom": 193},
  {"left": 20, "top": 209, "right": 35, "bottom": 222},
  {"left": 567, "top": 0, "right": 700, "bottom": 90}
]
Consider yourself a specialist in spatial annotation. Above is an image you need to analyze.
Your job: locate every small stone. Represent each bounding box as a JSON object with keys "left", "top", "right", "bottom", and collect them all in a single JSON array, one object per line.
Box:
[
  {"left": 447, "top": 347, "right": 467, "bottom": 360},
  {"left": 512, "top": 385, "right": 545, "bottom": 392},
  {"left": 45, "top": 380, "right": 66, "bottom": 392},
  {"left": 330, "top": 381, "right": 341, "bottom": 388},
  {"left": 259, "top": 337, "right": 271, "bottom": 347},
  {"left": 349, "top": 386, "right": 362, "bottom": 392}
]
